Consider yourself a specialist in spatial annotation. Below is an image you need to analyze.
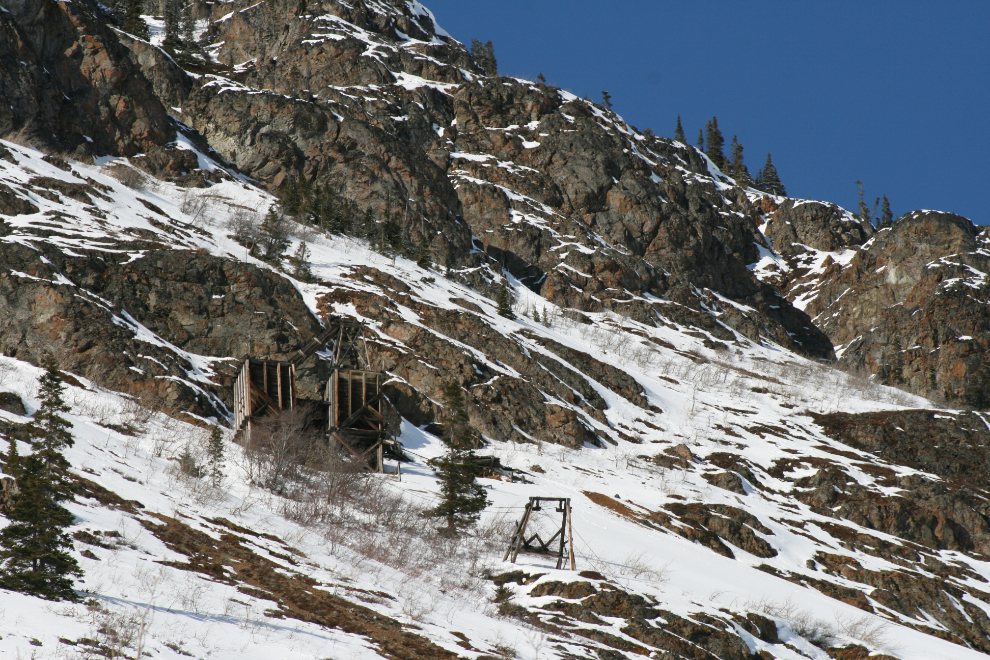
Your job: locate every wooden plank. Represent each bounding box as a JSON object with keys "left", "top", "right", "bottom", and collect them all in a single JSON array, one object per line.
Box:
[{"left": 567, "top": 499, "right": 576, "bottom": 571}]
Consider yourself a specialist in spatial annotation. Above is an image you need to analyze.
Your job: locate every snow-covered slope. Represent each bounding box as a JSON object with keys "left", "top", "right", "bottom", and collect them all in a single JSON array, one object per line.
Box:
[{"left": 3, "top": 139, "right": 990, "bottom": 659}]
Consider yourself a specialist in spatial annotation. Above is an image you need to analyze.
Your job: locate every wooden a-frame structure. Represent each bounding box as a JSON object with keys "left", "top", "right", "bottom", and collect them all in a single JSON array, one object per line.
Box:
[{"left": 503, "top": 497, "right": 576, "bottom": 570}]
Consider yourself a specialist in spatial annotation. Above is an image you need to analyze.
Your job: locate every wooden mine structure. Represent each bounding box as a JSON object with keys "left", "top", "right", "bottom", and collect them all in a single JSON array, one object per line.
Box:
[
  {"left": 232, "top": 316, "right": 398, "bottom": 472},
  {"left": 504, "top": 497, "right": 576, "bottom": 570}
]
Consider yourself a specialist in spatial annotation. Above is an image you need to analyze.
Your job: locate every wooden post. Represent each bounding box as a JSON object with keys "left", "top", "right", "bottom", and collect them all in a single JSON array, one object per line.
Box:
[
  {"left": 555, "top": 500, "right": 567, "bottom": 569},
  {"left": 567, "top": 499, "right": 576, "bottom": 570},
  {"left": 504, "top": 499, "right": 533, "bottom": 563}
]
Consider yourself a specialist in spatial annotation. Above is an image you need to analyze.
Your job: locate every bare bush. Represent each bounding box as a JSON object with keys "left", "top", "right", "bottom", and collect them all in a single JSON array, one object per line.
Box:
[
  {"left": 242, "top": 406, "right": 323, "bottom": 491},
  {"left": 180, "top": 191, "right": 211, "bottom": 225},
  {"left": 226, "top": 207, "right": 261, "bottom": 245},
  {"left": 835, "top": 612, "right": 896, "bottom": 651}
]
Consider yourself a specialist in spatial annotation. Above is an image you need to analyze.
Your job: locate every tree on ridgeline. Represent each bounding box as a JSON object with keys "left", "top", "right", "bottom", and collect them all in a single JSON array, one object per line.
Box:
[
  {"left": 704, "top": 117, "right": 726, "bottom": 169},
  {"left": 755, "top": 153, "right": 786, "bottom": 197},
  {"left": 123, "top": 0, "right": 150, "bottom": 40},
  {"left": 729, "top": 135, "right": 752, "bottom": 187},
  {"left": 0, "top": 355, "right": 82, "bottom": 601},
  {"left": 470, "top": 39, "right": 497, "bottom": 76},
  {"left": 696, "top": 129, "right": 705, "bottom": 151},
  {"left": 879, "top": 195, "right": 894, "bottom": 228},
  {"left": 855, "top": 180, "right": 878, "bottom": 226},
  {"left": 674, "top": 115, "right": 686, "bottom": 143}
]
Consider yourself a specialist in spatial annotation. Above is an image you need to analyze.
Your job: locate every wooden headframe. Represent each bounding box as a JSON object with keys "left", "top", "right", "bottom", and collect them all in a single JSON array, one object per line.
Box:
[
  {"left": 232, "top": 315, "right": 396, "bottom": 473},
  {"left": 294, "top": 316, "right": 370, "bottom": 370},
  {"left": 327, "top": 369, "right": 389, "bottom": 472},
  {"left": 504, "top": 497, "right": 576, "bottom": 570},
  {"left": 233, "top": 358, "right": 297, "bottom": 435}
]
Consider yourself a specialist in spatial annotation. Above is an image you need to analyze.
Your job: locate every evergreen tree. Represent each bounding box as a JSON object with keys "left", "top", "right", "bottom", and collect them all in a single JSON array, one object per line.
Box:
[
  {"left": 855, "top": 180, "right": 878, "bottom": 226},
  {"left": 30, "top": 355, "right": 75, "bottom": 501},
  {"left": 0, "top": 357, "right": 81, "bottom": 601},
  {"left": 426, "top": 383, "right": 488, "bottom": 533},
  {"left": 163, "top": 0, "right": 181, "bottom": 51},
  {"left": 879, "top": 194, "right": 893, "bottom": 228},
  {"left": 254, "top": 206, "right": 290, "bottom": 263},
  {"left": 124, "top": 0, "right": 150, "bottom": 40},
  {"left": 729, "top": 135, "right": 752, "bottom": 187},
  {"left": 206, "top": 426, "right": 224, "bottom": 487},
  {"left": 289, "top": 242, "right": 313, "bottom": 281},
  {"left": 696, "top": 129, "right": 705, "bottom": 151},
  {"left": 496, "top": 278, "right": 515, "bottom": 319},
  {"left": 674, "top": 115, "right": 686, "bottom": 143},
  {"left": 756, "top": 153, "right": 786, "bottom": 196},
  {"left": 704, "top": 116, "right": 725, "bottom": 168},
  {"left": 469, "top": 39, "right": 497, "bottom": 76},
  {"left": 181, "top": 0, "right": 195, "bottom": 46},
  {"left": 537, "top": 72, "right": 546, "bottom": 84},
  {"left": 601, "top": 90, "right": 612, "bottom": 110}
]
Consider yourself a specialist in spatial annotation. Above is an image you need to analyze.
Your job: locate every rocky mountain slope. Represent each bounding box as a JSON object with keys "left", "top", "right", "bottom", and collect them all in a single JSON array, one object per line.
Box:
[{"left": 1, "top": 0, "right": 989, "bottom": 658}]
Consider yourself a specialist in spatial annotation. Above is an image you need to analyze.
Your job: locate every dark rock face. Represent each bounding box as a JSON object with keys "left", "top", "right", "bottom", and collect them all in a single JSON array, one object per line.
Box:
[
  {"left": 0, "top": 392, "right": 27, "bottom": 416},
  {"left": 764, "top": 200, "right": 874, "bottom": 258},
  {"left": 106, "top": 0, "right": 833, "bottom": 361},
  {"left": 0, "top": 238, "right": 321, "bottom": 418},
  {"left": 0, "top": 0, "right": 175, "bottom": 157}
]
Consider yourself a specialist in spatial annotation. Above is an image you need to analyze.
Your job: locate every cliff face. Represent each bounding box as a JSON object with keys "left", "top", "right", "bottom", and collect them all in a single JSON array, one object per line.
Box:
[
  {"left": 760, "top": 202, "right": 990, "bottom": 405},
  {"left": 0, "top": 0, "right": 175, "bottom": 156}
]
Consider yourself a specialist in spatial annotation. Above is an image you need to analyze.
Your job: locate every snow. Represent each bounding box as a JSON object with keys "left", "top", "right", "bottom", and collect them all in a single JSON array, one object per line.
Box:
[{"left": 0, "top": 114, "right": 984, "bottom": 660}]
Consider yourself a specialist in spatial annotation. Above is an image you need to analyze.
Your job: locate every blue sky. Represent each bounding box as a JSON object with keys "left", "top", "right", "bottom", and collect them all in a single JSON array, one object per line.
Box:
[{"left": 425, "top": 1, "right": 989, "bottom": 225}]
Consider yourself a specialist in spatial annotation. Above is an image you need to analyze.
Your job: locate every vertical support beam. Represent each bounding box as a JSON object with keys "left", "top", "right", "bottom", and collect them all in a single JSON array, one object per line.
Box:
[
  {"left": 508, "top": 499, "right": 535, "bottom": 564},
  {"left": 276, "top": 362, "right": 283, "bottom": 412},
  {"left": 567, "top": 499, "right": 576, "bottom": 571},
  {"left": 377, "top": 441, "right": 383, "bottom": 474},
  {"left": 556, "top": 500, "right": 567, "bottom": 570}
]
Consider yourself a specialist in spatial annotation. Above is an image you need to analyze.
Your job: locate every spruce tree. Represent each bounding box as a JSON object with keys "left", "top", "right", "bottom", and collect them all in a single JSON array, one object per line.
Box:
[
  {"left": 289, "top": 242, "right": 313, "bottom": 281},
  {"left": 855, "top": 181, "right": 878, "bottom": 226},
  {"left": 0, "top": 356, "right": 81, "bottom": 601},
  {"left": 729, "top": 135, "right": 752, "bottom": 187},
  {"left": 206, "top": 426, "right": 224, "bottom": 487},
  {"left": 537, "top": 72, "right": 546, "bottom": 84},
  {"left": 163, "top": 0, "right": 181, "bottom": 51},
  {"left": 601, "top": 90, "right": 612, "bottom": 110},
  {"left": 880, "top": 195, "right": 893, "bottom": 228},
  {"left": 704, "top": 116, "right": 725, "bottom": 168},
  {"left": 30, "top": 355, "right": 75, "bottom": 501},
  {"left": 254, "top": 206, "right": 290, "bottom": 263},
  {"left": 426, "top": 383, "right": 488, "bottom": 533},
  {"left": 696, "top": 129, "right": 705, "bottom": 151},
  {"left": 124, "top": 0, "right": 150, "bottom": 40},
  {"left": 496, "top": 278, "right": 515, "bottom": 319},
  {"left": 756, "top": 153, "right": 786, "bottom": 196},
  {"left": 674, "top": 115, "right": 686, "bottom": 143}
]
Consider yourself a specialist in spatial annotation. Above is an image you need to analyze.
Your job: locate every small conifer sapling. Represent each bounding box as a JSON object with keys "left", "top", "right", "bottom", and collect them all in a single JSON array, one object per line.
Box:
[
  {"left": 426, "top": 383, "right": 488, "bottom": 533},
  {"left": 674, "top": 115, "right": 686, "bottom": 143},
  {"left": 207, "top": 426, "right": 224, "bottom": 487},
  {"left": 496, "top": 278, "right": 515, "bottom": 319}
]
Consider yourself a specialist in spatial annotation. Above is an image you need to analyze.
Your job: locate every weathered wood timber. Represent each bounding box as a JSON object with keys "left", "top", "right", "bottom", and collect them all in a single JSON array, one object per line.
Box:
[
  {"left": 233, "top": 315, "right": 399, "bottom": 473},
  {"left": 504, "top": 497, "right": 576, "bottom": 570},
  {"left": 233, "top": 358, "right": 296, "bottom": 444}
]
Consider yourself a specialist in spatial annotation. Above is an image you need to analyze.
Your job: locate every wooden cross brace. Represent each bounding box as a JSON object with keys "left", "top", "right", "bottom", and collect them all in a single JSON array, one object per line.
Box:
[{"left": 503, "top": 497, "right": 576, "bottom": 570}]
